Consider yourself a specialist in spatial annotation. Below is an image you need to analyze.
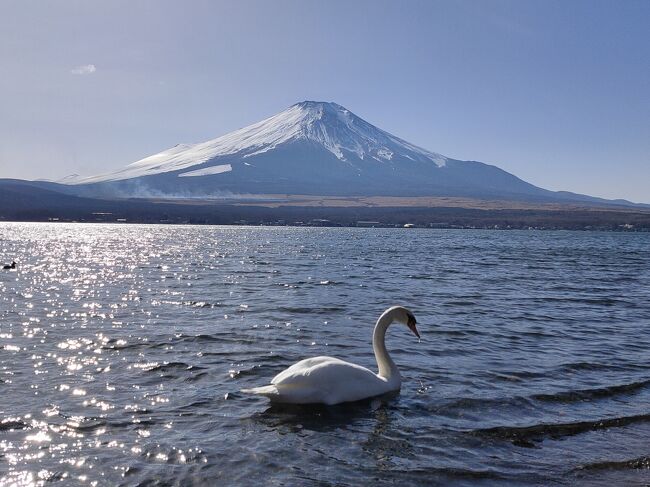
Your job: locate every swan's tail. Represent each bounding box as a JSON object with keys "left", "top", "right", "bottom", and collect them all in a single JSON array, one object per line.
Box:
[{"left": 240, "top": 385, "right": 279, "bottom": 397}]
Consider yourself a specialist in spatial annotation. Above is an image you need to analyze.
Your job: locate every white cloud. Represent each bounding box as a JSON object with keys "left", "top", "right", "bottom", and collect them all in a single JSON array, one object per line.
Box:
[{"left": 71, "top": 64, "right": 96, "bottom": 75}]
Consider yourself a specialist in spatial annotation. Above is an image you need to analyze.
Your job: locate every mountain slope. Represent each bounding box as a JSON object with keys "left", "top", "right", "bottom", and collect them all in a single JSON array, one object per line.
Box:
[
  {"left": 64, "top": 101, "right": 637, "bottom": 205},
  {"left": 74, "top": 101, "right": 448, "bottom": 185}
]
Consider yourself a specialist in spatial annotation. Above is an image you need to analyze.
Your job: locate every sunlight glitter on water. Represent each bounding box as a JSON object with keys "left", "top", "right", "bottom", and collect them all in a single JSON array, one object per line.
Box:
[{"left": 1, "top": 223, "right": 650, "bottom": 486}]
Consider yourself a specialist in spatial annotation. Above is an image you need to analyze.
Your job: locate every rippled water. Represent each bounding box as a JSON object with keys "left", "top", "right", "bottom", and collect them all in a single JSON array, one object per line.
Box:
[{"left": 1, "top": 223, "right": 650, "bottom": 486}]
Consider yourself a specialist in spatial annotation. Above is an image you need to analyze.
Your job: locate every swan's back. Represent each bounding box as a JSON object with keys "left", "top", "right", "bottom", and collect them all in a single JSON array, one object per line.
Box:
[
  {"left": 271, "top": 356, "right": 351, "bottom": 384},
  {"left": 258, "top": 356, "right": 397, "bottom": 405}
]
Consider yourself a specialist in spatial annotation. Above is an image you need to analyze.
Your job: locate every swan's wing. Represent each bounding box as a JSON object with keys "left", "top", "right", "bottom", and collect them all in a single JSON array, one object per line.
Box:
[
  {"left": 270, "top": 356, "right": 390, "bottom": 404},
  {"left": 270, "top": 356, "right": 341, "bottom": 384}
]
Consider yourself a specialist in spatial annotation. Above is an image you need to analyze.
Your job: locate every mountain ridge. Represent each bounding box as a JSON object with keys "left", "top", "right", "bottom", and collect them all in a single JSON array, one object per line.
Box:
[
  {"left": 71, "top": 101, "right": 448, "bottom": 185},
  {"left": 51, "top": 101, "right": 645, "bottom": 207}
]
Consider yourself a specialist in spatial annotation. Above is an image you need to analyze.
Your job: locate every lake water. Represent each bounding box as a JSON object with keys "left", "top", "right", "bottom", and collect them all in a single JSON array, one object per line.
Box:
[{"left": 1, "top": 223, "right": 649, "bottom": 486}]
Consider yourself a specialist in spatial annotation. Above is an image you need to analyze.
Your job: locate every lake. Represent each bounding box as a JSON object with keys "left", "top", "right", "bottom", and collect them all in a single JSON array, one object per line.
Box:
[{"left": 1, "top": 223, "right": 649, "bottom": 486}]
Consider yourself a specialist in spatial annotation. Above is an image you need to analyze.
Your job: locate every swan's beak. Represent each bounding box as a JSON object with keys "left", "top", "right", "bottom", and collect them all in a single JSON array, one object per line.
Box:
[{"left": 407, "top": 316, "right": 420, "bottom": 339}]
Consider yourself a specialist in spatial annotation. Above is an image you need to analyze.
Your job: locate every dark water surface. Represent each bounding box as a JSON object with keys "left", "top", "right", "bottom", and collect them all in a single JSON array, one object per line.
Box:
[{"left": 1, "top": 223, "right": 650, "bottom": 486}]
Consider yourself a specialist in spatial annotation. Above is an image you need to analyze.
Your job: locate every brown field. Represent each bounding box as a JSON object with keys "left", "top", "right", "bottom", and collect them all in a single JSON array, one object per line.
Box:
[{"left": 148, "top": 194, "right": 650, "bottom": 213}]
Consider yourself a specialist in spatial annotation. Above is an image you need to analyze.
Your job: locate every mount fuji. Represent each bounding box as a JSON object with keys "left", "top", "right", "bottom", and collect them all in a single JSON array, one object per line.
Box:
[{"left": 62, "top": 101, "right": 624, "bottom": 205}]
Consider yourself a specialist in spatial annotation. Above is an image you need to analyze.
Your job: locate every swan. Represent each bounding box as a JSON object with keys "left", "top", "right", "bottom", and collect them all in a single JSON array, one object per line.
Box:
[{"left": 241, "top": 306, "right": 419, "bottom": 405}]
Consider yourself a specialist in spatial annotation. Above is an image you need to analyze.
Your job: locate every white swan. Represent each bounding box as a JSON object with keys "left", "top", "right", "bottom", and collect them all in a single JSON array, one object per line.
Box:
[{"left": 241, "top": 306, "right": 419, "bottom": 405}]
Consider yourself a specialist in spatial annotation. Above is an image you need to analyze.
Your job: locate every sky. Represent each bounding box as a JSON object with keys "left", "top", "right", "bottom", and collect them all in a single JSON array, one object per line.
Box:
[{"left": 1, "top": 0, "right": 648, "bottom": 202}]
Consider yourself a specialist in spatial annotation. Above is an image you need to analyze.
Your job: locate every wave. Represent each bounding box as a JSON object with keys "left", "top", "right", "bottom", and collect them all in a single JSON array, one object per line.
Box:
[
  {"left": 108, "top": 417, "right": 157, "bottom": 429},
  {"left": 555, "top": 361, "right": 650, "bottom": 373},
  {"left": 275, "top": 306, "right": 347, "bottom": 314},
  {"left": 144, "top": 361, "right": 206, "bottom": 374},
  {"left": 64, "top": 418, "right": 107, "bottom": 433},
  {"left": 354, "top": 466, "right": 510, "bottom": 483},
  {"left": 179, "top": 334, "right": 259, "bottom": 345},
  {"left": 429, "top": 379, "right": 650, "bottom": 419},
  {"left": 432, "top": 396, "right": 532, "bottom": 414},
  {"left": 0, "top": 418, "right": 28, "bottom": 431},
  {"left": 531, "top": 296, "right": 628, "bottom": 306},
  {"left": 152, "top": 299, "right": 222, "bottom": 308},
  {"left": 473, "top": 412, "right": 650, "bottom": 444},
  {"left": 531, "top": 379, "right": 650, "bottom": 403},
  {"left": 575, "top": 455, "right": 650, "bottom": 472}
]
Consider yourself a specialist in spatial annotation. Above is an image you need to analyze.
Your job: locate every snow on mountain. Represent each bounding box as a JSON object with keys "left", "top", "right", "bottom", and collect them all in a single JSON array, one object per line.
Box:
[
  {"left": 18, "top": 101, "right": 642, "bottom": 206},
  {"left": 63, "top": 100, "right": 586, "bottom": 201},
  {"left": 73, "top": 101, "right": 448, "bottom": 185},
  {"left": 178, "top": 164, "right": 232, "bottom": 177},
  {"left": 56, "top": 174, "right": 82, "bottom": 184}
]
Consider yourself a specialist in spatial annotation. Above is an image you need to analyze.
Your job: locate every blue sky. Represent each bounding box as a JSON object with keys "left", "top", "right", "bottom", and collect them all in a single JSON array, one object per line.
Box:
[{"left": 1, "top": 0, "right": 648, "bottom": 202}]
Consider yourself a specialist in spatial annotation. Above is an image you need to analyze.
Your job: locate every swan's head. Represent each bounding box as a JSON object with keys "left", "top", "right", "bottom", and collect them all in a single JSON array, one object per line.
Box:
[{"left": 389, "top": 306, "right": 420, "bottom": 339}]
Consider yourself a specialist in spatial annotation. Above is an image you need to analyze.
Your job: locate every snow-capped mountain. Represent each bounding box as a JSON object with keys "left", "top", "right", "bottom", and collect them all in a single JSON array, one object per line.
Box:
[
  {"left": 74, "top": 101, "right": 447, "bottom": 184},
  {"left": 67, "top": 101, "right": 559, "bottom": 200}
]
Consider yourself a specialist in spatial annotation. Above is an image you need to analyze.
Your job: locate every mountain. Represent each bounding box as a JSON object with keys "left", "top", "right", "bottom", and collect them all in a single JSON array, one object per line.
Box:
[{"left": 63, "top": 101, "right": 637, "bottom": 205}]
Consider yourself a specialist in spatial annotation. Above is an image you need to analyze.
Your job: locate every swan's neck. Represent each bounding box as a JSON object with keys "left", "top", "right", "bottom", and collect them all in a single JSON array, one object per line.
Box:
[{"left": 372, "top": 311, "right": 400, "bottom": 382}]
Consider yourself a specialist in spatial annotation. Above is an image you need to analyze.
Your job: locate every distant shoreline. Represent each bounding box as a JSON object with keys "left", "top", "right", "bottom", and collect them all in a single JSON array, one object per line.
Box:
[
  {"left": 2, "top": 203, "right": 650, "bottom": 231},
  {"left": 2, "top": 181, "right": 649, "bottom": 231},
  {"left": 2, "top": 220, "right": 648, "bottom": 232}
]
